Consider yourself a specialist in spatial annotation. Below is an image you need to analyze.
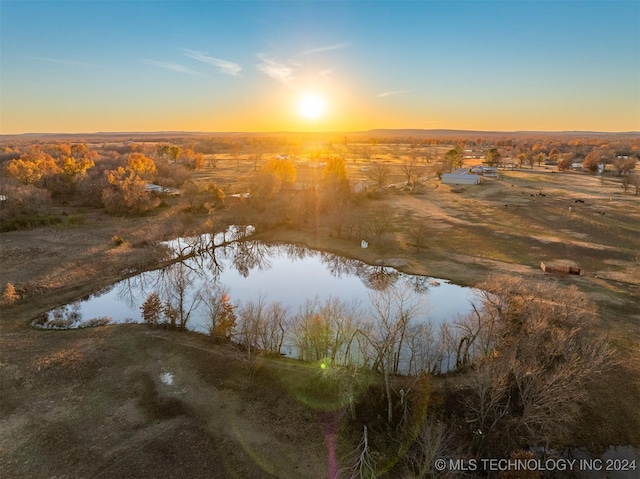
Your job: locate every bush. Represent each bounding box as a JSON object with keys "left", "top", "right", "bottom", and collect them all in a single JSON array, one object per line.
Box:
[
  {"left": 1, "top": 283, "right": 19, "bottom": 304},
  {"left": 111, "top": 234, "right": 125, "bottom": 246},
  {"left": 0, "top": 213, "right": 62, "bottom": 232}
]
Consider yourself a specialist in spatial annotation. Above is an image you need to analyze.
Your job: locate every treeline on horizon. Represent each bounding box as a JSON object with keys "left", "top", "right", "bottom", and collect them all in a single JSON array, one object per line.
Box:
[
  {"left": 2, "top": 130, "right": 639, "bottom": 160},
  {"left": 2, "top": 128, "right": 639, "bottom": 144}
]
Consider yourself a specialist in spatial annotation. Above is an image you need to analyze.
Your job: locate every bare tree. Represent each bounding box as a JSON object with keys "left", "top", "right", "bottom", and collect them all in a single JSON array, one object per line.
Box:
[
  {"left": 367, "top": 284, "right": 425, "bottom": 423},
  {"left": 235, "top": 295, "right": 267, "bottom": 360},
  {"left": 407, "top": 222, "right": 429, "bottom": 253},
  {"left": 400, "top": 154, "right": 423, "bottom": 186},
  {"left": 367, "top": 211, "right": 395, "bottom": 247},
  {"left": 203, "top": 284, "right": 237, "bottom": 341},
  {"left": 460, "top": 275, "right": 616, "bottom": 455},
  {"left": 339, "top": 425, "right": 378, "bottom": 479},
  {"left": 290, "top": 297, "right": 362, "bottom": 366},
  {"left": 365, "top": 162, "right": 392, "bottom": 188},
  {"left": 405, "top": 418, "right": 454, "bottom": 479},
  {"left": 160, "top": 262, "right": 204, "bottom": 330}
]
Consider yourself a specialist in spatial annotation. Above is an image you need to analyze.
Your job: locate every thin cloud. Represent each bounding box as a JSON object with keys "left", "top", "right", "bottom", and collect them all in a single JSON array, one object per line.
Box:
[
  {"left": 299, "top": 43, "right": 349, "bottom": 56},
  {"left": 142, "top": 59, "right": 201, "bottom": 76},
  {"left": 256, "top": 54, "right": 296, "bottom": 85},
  {"left": 319, "top": 68, "right": 335, "bottom": 78},
  {"left": 23, "top": 55, "right": 101, "bottom": 69},
  {"left": 377, "top": 90, "right": 409, "bottom": 98},
  {"left": 183, "top": 49, "right": 241, "bottom": 76}
]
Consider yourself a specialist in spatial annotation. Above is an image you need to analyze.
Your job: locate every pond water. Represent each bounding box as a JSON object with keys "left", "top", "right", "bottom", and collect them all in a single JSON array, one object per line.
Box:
[
  {"left": 34, "top": 235, "right": 478, "bottom": 334},
  {"left": 33, "top": 230, "right": 476, "bottom": 368}
]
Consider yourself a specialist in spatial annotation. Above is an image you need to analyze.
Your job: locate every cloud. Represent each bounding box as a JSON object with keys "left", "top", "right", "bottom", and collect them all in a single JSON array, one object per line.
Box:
[
  {"left": 377, "top": 90, "right": 409, "bottom": 98},
  {"left": 23, "top": 56, "right": 101, "bottom": 69},
  {"left": 142, "top": 59, "right": 201, "bottom": 76},
  {"left": 319, "top": 68, "right": 335, "bottom": 78},
  {"left": 299, "top": 43, "right": 349, "bottom": 56},
  {"left": 256, "top": 55, "right": 296, "bottom": 85},
  {"left": 183, "top": 50, "right": 241, "bottom": 76}
]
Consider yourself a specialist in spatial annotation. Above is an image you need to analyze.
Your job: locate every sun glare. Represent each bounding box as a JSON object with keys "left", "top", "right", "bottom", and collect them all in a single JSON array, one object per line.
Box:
[{"left": 298, "top": 93, "right": 326, "bottom": 120}]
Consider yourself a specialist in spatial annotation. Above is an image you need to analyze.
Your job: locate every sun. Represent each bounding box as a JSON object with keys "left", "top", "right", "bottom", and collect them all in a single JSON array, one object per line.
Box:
[{"left": 298, "top": 93, "right": 326, "bottom": 120}]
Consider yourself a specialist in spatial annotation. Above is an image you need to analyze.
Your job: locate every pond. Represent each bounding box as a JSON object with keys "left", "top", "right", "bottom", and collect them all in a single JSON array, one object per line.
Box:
[{"left": 33, "top": 230, "right": 480, "bottom": 372}]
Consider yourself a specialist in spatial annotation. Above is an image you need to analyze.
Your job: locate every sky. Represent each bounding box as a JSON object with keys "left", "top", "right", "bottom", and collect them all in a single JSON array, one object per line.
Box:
[{"left": 1, "top": 0, "right": 638, "bottom": 134}]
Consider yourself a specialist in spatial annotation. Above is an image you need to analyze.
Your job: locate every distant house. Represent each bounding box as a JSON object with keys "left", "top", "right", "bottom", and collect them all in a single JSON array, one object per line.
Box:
[
  {"left": 145, "top": 184, "right": 181, "bottom": 196},
  {"left": 470, "top": 165, "right": 498, "bottom": 177},
  {"left": 463, "top": 149, "right": 485, "bottom": 159}
]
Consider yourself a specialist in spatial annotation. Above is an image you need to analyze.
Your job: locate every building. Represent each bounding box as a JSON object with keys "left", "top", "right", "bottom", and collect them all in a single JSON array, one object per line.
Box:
[{"left": 442, "top": 168, "right": 481, "bottom": 185}]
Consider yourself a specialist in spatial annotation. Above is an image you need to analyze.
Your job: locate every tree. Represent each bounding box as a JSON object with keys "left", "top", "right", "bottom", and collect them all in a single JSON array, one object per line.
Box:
[
  {"left": 204, "top": 286, "right": 237, "bottom": 341},
  {"left": 367, "top": 211, "right": 394, "bottom": 247},
  {"left": 460, "top": 275, "right": 614, "bottom": 455},
  {"left": 367, "top": 284, "right": 424, "bottom": 423},
  {"left": 4, "top": 147, "right": 60, "bottom": 185},
  {"left": 127, "top": 153, "right": 157, "bottom": 180},
  {"left": 140, "top": 292, "right": 164, "bottom": 327},
  {"left": 157, "top": 144, "right": 182, "bottom": 163},
  {"left": 444, "top": 145, "right": 463, "bottom": 170},
  {"left": 613, "top": 157, "right": 637, "bottom": 176},
  {"left": 160, "top": 262, "right": 203, "bottom": 330},
  {"left": 102, "top": 166, "right": 159, "bottom": 215},
  {"left": 583, "top": 150, "right": 602, "bottom": 174},
  {"left": 322, "top": 156, "right": 348, "bottom": 183},
  {"left": 1, "top": 283, "right": 19, "bottom": 304},
  {"left": 400, "top": 154, "right": 423, "bottom": 185},
  {"left": 291, "top": 297, "right": 360, "bottom": 366},
  {"left": 204, "top": 183, "right": 226, "bottom": 211},
  {"left": 407, "top": 222, "right": 429, "bottom": 253},
  {"left": 365, "top": 162, "right": 392, "bottom": 189},
  {"left": 484, "top": 148, "right": 501, "bottom": 167},
  {"left": 261, "top": 158, "right": 297, "bottom": 186},
  {"left": 535, "top": 152, "right": 546, "bottom": 167},
  {"left": 632, "top": 174, "right": 640, "bottom": 196},
  {"left": 556, "top": 157, "right": 572, "bottom": 171}
]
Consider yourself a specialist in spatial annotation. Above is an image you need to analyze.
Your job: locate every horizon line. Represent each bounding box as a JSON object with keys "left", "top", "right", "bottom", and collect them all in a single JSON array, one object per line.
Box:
[{"left": 2, "top": 128, "right": 639, "bottom": 137}]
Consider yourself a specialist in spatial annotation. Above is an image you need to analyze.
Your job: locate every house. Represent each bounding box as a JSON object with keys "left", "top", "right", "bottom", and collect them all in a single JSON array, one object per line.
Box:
[
  {"left": 470, "top": 165, "right": 498, "bottom": 177},
  {"left": 145, "top": 184, "right": 181, "bottom": 196}
]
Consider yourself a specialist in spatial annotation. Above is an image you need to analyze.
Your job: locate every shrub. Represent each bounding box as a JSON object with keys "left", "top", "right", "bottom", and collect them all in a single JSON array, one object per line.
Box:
[
  {"left": 111, "top": 235, "right": 125, "bottom": 246},
  {"left": 1, "top": 283, "right": 19, "bottom": 304},
  {"left": 0, "top": 213, "right": 62, "bottom": 232}
]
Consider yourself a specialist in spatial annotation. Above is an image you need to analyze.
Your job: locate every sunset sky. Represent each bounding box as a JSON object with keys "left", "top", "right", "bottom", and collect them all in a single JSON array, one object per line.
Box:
[{"left": 1, "top": 0, "right": 638, "bottom": 134}]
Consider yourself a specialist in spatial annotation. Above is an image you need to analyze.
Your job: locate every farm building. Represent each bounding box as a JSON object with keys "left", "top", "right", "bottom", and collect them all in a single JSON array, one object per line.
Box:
[
  {"left": 540, "top": 260, "right": 581, "bottom": 275},
  {"left": 442, "top": 168, "right": 481, "bottom": 185},
  {"left": 470, "top": 165, "right": 499, "bottom": 177}
]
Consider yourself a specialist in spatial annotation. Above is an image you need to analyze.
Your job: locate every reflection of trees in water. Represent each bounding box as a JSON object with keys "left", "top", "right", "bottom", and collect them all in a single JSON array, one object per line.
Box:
[
  {"left": 358, "top": 265, "right": 400, "bottom": 291},
  {"left": 229, "top": 241, "right": 273, "bottom": 278},
  {"left": 116, "top": 271, "right": 163, "bottom": 308},
  {"left": 320, "top": 252, "right": 360, "bottom": 277},
  {"left": 403, "top": 275, "right": 430, "bottom": 295},
  {"left": 320, "top": 251, "right": 430, "bottom": 295},
  {"left": 320, "top": 252, "right": 399, "bottom": 291},
  {"left": 158, "top": 261, "right": 207, "bottom": 329},
  {"left": 274, "top": 242, "right": 313, "bottom": 262}
]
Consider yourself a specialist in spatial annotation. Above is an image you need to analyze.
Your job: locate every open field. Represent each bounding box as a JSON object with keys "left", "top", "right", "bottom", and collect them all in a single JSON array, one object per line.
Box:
[{"left": 1, "top": 138, "right": 640, "bottom": 477}]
